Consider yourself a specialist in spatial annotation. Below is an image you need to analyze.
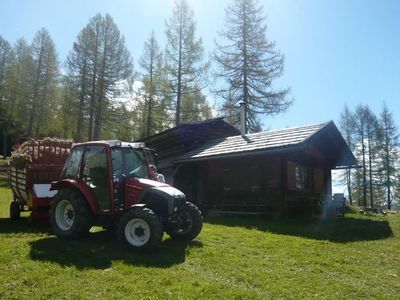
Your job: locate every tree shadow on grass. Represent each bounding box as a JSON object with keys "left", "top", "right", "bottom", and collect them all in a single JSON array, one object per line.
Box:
[
  {"left": 28, "top": 231, "right": 203, "bottom": 270},
  {"left": 205, "top": 214, "right": 394, "bottom": 243}
]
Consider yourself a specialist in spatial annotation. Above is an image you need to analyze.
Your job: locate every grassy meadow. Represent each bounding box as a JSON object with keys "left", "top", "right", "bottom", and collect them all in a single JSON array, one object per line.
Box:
[{"left": 0, "top": 172, "right": 399, "bottom": 299}]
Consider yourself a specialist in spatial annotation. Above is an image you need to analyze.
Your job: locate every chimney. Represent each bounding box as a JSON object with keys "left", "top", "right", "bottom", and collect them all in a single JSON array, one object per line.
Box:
[{"left": 239, "top": 102, "right": 246, "bottom": 136}]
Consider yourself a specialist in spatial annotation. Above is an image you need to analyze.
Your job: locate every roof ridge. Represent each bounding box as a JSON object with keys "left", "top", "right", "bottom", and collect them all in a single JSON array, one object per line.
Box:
[{"left": 220, "top": 121, "right": 330, "bottom": 141}]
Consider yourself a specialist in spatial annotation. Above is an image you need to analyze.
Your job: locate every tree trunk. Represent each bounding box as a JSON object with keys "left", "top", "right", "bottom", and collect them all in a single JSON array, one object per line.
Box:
[
  {"left": 175, "top": 6, "right": 183, "bottom": 126},
  {"left": 367, "top": 136, "right": 374, "bottom": 208},
  {"left": 76, "top": 53, "right": 88, "bottom": 142},
  {"left": 242, "top": 0, "right": 248, "bottom": 134},
  {"left": 2, "top": 122, "right": 8, "bottom": 159},
  {"left": 28, "top": 38, "right": 44, "bottom": 137},
  {"left": 361, "top": 128, "right": 367, "bottom": 207},
  {"left": 93, "top": 24, "right": 108, "bottom": 140},
  {"left": 88, "top": 24, "right": 100, "bottom": 141},
  {"left": 385, "top": 126, "right": 391, "bottom": 210},
  {"left": 346, "top": 168, "right": 352, "bottom": 205},
  {"left": 146, "top": 40, "right": 154, "bottom": 137}
]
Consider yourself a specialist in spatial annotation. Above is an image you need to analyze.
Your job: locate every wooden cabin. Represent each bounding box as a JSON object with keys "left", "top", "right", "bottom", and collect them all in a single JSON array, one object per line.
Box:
[{"left": 144, "top": 120, "right": 356, "bottom": 215}]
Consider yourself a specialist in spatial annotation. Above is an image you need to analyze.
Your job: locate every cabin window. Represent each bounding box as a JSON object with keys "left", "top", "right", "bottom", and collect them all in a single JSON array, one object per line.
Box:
[{"left": 295, "top": 165, "right": 311, "bottom": 191}]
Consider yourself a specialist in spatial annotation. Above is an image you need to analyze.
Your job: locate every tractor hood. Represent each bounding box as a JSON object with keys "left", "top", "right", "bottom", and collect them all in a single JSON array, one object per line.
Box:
[
  {"left": 151, "top": 186, "right": 186, "bottom": 199},
  {"left": 125, "top": 177, "right": 169, "bottom": 189},
  {"left": 127, "top": 178, "right": 186, "bottom": 217},
  {"left": 125, "top": 178, "right": 185, "bottom": 199}
]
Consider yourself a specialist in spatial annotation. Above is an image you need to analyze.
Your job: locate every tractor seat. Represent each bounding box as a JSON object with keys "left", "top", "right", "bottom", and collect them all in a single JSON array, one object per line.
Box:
[{"left": 90, "top": 167, "right": 108, "bottom": 187}]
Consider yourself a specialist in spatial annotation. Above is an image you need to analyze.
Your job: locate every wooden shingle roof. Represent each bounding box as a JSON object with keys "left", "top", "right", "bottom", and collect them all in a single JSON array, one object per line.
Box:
[{"left": 174, "top": 121, "right": 357, "bottom": 168}]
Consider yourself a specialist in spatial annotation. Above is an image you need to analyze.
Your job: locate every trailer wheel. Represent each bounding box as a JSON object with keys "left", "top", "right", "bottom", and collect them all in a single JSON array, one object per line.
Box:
[
  {"left": 118, "top": 208, "right": 163, "bottom": 251},
  {"left": 50, "top": 189, "right": 93, "bottom": 239},
  {"left": 166, "top": 202, "right": 203, "bottom": 241},
  {"left": 10, "top": 201, "right": 21, "bottom": 220}
]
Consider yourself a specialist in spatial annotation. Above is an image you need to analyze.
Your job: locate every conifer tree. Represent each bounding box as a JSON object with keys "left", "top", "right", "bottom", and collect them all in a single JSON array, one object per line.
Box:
[
  {"left": 164, "top": 0, "right": 209, "bottom": 125},
  {"left": 379, "top": 103, "right": 399, "bottom": 210},
  {"left": 339, "top": 105, "right": 355, "bottom": 205},
  {"left": 66, "top": 13, "right": 133, "bottom": 140},
  {"left": 27, "top": 28, "right": 59, "bottom": 136},
  {"left": 214, "top": 0, "right": 291, "bottom": 133},
  {"left": 139, "top": 31, "right": 167, "bottom": 137}
]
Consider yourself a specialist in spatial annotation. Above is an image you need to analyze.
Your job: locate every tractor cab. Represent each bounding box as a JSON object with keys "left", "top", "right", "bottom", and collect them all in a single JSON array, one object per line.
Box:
[{"left": 59, "top": 140, "right": 157, "bottom": 213}]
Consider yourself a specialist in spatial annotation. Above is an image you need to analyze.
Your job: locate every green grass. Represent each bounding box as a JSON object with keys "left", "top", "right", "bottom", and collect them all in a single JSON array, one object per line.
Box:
[
  {"left": 0, "top": 159, "right": 8, "bottom": 167},
  {"left": 0, "top": 182, "right": 399, "bottom": 299}
]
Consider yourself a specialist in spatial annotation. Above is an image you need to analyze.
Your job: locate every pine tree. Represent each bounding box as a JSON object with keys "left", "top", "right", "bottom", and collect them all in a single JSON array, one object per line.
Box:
[
  {"left": 164, "top": 0, "right": 209, "bottom": 125},
  {"left": 214, "top": 0, "right": 291, "bottom": 133}
]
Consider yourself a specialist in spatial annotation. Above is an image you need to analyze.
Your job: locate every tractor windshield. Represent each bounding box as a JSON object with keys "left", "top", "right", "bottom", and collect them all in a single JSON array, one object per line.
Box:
[{"left": 111, "top": 147, "right": 149, "bottom": 180}]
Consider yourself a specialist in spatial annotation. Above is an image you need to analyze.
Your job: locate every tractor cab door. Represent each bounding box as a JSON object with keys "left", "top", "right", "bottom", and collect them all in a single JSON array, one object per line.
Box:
[{"left": 81, "top": 145, "right": 112, "bottom": 212}]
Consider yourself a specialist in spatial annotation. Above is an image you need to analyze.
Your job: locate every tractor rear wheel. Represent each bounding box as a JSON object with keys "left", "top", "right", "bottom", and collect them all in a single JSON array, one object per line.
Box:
[
  {"left": 50, "top": 189, "right": 93, "bottom": 239},
  {"left": 10, "top": 201, "right": 21, "bottom": 220},
  {"left": 166, "top": 202, "right": 203, "bottom": 241},
  {"left": 118, "top": 208, "right": 163, "bottom": 251}
]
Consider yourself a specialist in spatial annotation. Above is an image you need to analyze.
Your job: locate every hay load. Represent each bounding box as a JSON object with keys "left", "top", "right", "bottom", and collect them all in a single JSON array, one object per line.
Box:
[{"left": 10, "top": 137, "right": 73, "bottom": 169}]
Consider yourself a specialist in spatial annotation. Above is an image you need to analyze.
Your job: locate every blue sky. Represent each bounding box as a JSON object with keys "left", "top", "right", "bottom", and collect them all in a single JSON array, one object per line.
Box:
[{"left": 1, "top": 0, "right": 400, "bottom": 130}]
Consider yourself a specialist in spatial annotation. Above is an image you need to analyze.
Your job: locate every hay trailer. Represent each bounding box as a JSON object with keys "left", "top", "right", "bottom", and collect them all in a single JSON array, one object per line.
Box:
[{"left": 8, "top": 138, "right": 72, "bottom": 221}]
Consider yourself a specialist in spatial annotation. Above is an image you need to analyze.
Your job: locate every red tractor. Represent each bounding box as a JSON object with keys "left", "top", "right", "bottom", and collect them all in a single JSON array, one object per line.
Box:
[{"left": 10, "top": 139, "right": 203, "bottom": 250}]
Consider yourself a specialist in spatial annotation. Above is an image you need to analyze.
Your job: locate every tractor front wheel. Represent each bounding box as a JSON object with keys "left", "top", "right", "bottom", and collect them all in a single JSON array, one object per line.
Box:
[
  {"left": 10, "top": 201, "right": 21, "bottom": 220},
  {"left": 118, "top": 208, "right": 163, "bottom": 251},
  {"left": 50, "top": 189, "right": 93, "bottom": 239},
  {"left": 166, "top": 202, "right": 203, "bottom": 241}
]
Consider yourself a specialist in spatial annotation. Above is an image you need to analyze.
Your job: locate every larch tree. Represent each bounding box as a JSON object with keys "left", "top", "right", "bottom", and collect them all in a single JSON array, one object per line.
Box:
[
  {"left": 339, "top": 104, "right": 355, "bottom": 205},
  {"left": 0, "top": 36, "right": 14, "bottom": 94},
  {"left": 352, "top": 104, "right": 383, "bottom": 208},
  {"left": 180, "top": 85, "right": 212, "bottom": 123},
  {"left": 214, "top": 0, "right": 291, "bottom": 133},
  {"left": 93, "top": 14, "right": 132, "bottom": 140},
  {"left": 364, "top": 107, "right": 380, "bottom": 208},
  {"left": 27, "top": 27, "right": 59, "bottom": 137},
  {"left": 379, "top": 103, "right": 399, "bottom": 210},
  {"left": 6, "top": 38, "right": 34, "bottom": 123},
  {"left": 164, "top": 0, "right": 209, "bottom": 126},
  {"left": 66, "top": 26, "right": 92, "bottom": 141},
  {"left": 0, "top": 36, "right": 15, "bottom": 158},
  {"left": 354, "top": 105, "right": 368, "bottom": 207},
  {"left": 138, "top": 31, "right": 166, "bottom": 137},
  {"left": 0, "top": 38, "right": 33, "bottom": 157},
  {"left": 66, "top": 13, "right": 133, "bottom": 140}
]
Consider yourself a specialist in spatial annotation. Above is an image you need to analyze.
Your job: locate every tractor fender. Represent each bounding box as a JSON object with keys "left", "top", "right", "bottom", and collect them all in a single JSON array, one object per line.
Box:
[
  {"left": 50, "top": 179, "right": 98, "bottom": 214},
  {"left": 128, "top": 203, "right": 147, "bottom": 210},
  {"left": 138, "top": 186, "right": 186, "bottom": 218}
]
